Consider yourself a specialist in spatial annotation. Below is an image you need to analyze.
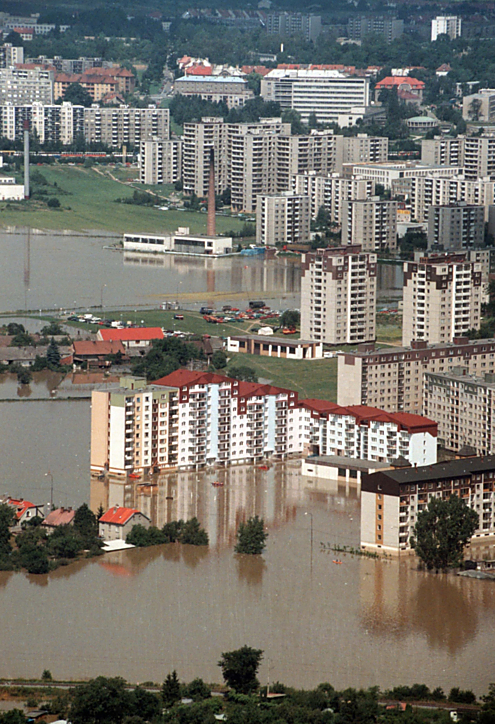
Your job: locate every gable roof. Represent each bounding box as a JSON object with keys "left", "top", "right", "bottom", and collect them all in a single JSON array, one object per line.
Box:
[
  {"left": 99, "top": 506, "right": 149, "bottom": 525},
  {"left": 3, "top": 497, "right": 40, "bottom": 520},
  {"left": 375, "top": 76, "right": 425, "bottom": 89},
  {"left": 300, "top": 400, "right": 437, "bottom": 435},
  {"left": 73, "top": 340, "right": 125, "bottom": 356},
  {"left": 98, "top": 328, "right": 164, "bottom": 342},
  {"left": 42, "top": 507, "right": 75, "bottom": 527},
  {"left": 153, "top": 369, "right": 230, "bottom": 388}
]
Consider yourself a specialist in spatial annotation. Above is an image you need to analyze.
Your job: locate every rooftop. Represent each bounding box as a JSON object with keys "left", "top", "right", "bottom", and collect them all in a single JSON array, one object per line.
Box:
[
  {"left": 98, "top": 327, "right": 164, "bottom": 342},
  {"left": 99, "top": 506, "right": 148, "bottom": 525},
  {"left": 372, "top": 455, "right": 495, "bottom": 484},
  {"left": 305, "top": 455, "right": 391, "bottom": 471}
]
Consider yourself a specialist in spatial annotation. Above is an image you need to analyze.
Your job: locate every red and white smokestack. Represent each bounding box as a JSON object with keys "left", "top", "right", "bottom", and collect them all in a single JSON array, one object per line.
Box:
[
  {"left": 207, "top": 147, "right": 216, "bottom": 237},
  {"left": 23, "top": 120, "right": 30, "bottom": 199}
]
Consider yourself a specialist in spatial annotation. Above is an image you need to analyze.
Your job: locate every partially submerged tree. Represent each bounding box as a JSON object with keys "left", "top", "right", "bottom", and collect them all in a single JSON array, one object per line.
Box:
[
  {"left": 410, "top": 496, "right": 479, "bottom": 571},
  {"left": 235, "top": 515, "right": 268, "bottom": 555}
]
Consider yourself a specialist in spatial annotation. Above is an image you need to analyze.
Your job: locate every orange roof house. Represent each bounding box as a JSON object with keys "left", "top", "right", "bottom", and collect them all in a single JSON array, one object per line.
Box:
[
  {"left": 99, "top": 506, "right": 150, "bottom": 541},
  {"left": 375, "top": 76, "right": 424, "bottom": 102}
]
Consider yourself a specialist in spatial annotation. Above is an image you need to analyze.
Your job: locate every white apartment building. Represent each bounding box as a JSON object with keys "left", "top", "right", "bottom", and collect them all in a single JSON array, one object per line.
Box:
[
  {"left": 292, "top": 172, "right": 374, "bottom": 223},
  {"left": 0, "top": 43, "right": 24, "bottom": 67},
  {"left": 463, "top": 135, "right": 495, "bottom": 179},
  {"left": 423, "top": 368, "right": 495, "bottom": 455},
  {"left": 421, "top": 136, "right": 465, "bottom": 167},
  {"left": 402, "top": 253, "right": 482, "bottom": 346},
  {"left": 342, "top": 162, "right": 461, "bottom": 191},
  {"left": 256, "top": 192, "right": 310, "bottom": 245},
  {"left": 174, "top": 75, "right": 254, "bottom": 108},
  {"left": 182, "top": 116, "right": 230, "bottom": 197},
  {"left": 463, "top": 90, "right": 495, "bottom": 123},
  {"left": 260, "top": 69, "right": 370, "bottom": 124},
  {"left": 431, "top": 15, "right": 461, "bottom": 41},
  {"left": 410, "top": 175, "right": 495, "bottom": 222},
  {"left": 341, "top": 197, "right": 398, "bottom": 251},
  {"left": 338, "top": 337, "right": 495, "bottom": 413},
  {"left": 0, "top": 67, "right": 54, "bottom": 104},
  {"left": 90, "top": 372, "right": 437, "bottom": 475},
  {"left": 139, "top": 138, "right": 182, "bottom": 184},
  {"left": 83, "top": 105, "right": 170, "bottom": 148},
  {"left": 300, "top": 245, "right": 377, "bottom": 344}
]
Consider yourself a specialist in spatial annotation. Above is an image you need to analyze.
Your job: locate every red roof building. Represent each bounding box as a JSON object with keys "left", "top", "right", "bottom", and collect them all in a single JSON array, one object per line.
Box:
[
  {"left": 375, "top": 76, "right": 424, "bottom": 102},
  {"left": 99, "top": 506, "right": 150, "bottom": 541},
  {"left": 73, "top": 339, "right": 125, "bottom": 368},
  {"left": 42, "top": 507, "right": 75, "bottom": 529},
  {"left": 2, "top": 497, "right": 44, "bottom": 525},
  {"left": 97, "top": 328, "right": 163, "bottom": 349}
]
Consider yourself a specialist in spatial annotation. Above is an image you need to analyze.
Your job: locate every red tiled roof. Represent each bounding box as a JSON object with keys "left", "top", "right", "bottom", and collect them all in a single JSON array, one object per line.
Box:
[
  {"left": 98, "top": 328, "right": 164, "bottom": 342},
  {"left": 5, "top": 497, "right": 38, "bottom": 520},
  {"left": 186, "top": 65, "right": 213, "bottom": 76},
  {"left": 42, "top": 507, "right": 75, "bottom": 527},
  {"left": 154, "top": 369, "right": 230, "bottom": 387},
  {"left": 376, "top": 76, "right": 425, "bottom": 89},
  {"left": 73, "top": 340, "right": 125, "bottom": 356},
  {"left": 99, "top": 506, "right": 145, "bottom": 525},
  {"left": 300, "top": 400, "right": 437, "bottom": 435}
]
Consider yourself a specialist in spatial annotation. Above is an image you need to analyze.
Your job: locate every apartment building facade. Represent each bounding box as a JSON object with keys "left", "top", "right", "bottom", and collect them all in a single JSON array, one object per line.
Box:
[
  {"left": 402, "top": 253, "right": 482, "bottom": 346},
  {"left": 337, "top": 336, "right": 495, "bottom": 413},
  {"left": 463, "top": 135, "right": 495, "bottom": 179},
  {"left": 0, "top": 67, "right": 54, "bottom": 104},
  {"left": 423, "top": 368, "right": 495, "bottom": 454},
  {"left": 266, "top": 12, "right": 322, "bottom": 41},
  {"left": 342, "top": 197, "right": 397, "bottom": 251},
  {"left": 182, "top": 116, "right": 230, "bottom": 197},
  {"left": 256, "top": 192, "right": 311, "bottom": 245},
  {"left": 347, "top": 14, "right": 403, "bottom": 42},
  {"left": 300, "top": 245, "right": 377, "bottom": 344},
  {"left": 174, "top": 75, "right": 254, "bottom": 108},
  {"left": 361, "top": 457, "right": 495, "bottom": 556},
  {"left": 260, "top": 69, "right": 370, "bottom": 124},
  {"left": 0, "top": 43, "right": 24, "bottom": 67},
  {"left": 421, "top": 136, "right": 465, "bottom": 167},
  {"left": 334, "top": 134, "right": 388, "bottom": 173},
  {"left": 90, "top": 372, "right": 437, "bottom": 475},
  {"left": 84, "top": 106, "right": 169, "bottom": 148},
  {"left": 427, "top": 203, "right": 485, "bottom": 250},
  {"left": 411, "top": 175, "right": 495, "bottom": 222},
  {"left": 431, "top": 15, "right": 462, "bottom": 41},
  {"left": 292, "top": 172, "right": 375, "bottom": 223},
  {"left": 139, "top": 138, "right": 182, "bottom": 184}
]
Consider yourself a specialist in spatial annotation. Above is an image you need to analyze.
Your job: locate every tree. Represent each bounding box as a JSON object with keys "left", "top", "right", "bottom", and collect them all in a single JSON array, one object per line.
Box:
[
  {"left": 210, "top": 350, "right": 227, "bottom": 369},
  {"left": 41, "top": 669, "right": 53, "bottom": 682},
  {"left": 70, "top": 676, "right": 132, "bottom": 724},
  {"left": 280, "top": 310, "right": 300, "bottom": 329},
  {"left": 0, "top": 503, "right": 15, "bottom": 558},
  {"left": 180, "top": 517, "right": 208, "bottom": 546},
  {"left": 469, "top": 98, "right": 482, "bottom": 122},
  {"left": 183, "top": 678, "right": 211, "bottom": 701},
  {"left": 47, "top": 197, "right": 61, "bottom": 208},
  {"left": 235, "top": 516, "right": 268, "bottom": 555},
  {"left": 410, "top": 496, "right": 479, "bottom": 571},
  {"left": 62, "top": 82, "right": 94, "bottom": 108},
  {"left": 227, "top": 365, "right": 258, "bottom": 383},
  {"left": 218, "top": 646, "right": 263, "bottom": 694},
  {"left": 6, "top": 323, "right": 25, "bottom": 336},
  {"left": 17, "top": 368, "right": 32, "bottom": 386},
  {"left": 74, "top": 503, "right": 98, "bottom": 540},
  {"left": 47, "top": 338, "right": 61, "bottom": 368},
  {"left": 162, "top": 670, "right": 181, "bottom": 707}
]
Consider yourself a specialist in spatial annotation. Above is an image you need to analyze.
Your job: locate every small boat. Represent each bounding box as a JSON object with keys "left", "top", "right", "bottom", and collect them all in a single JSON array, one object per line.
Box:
[
  {"left": 129, "top": 473, "right": 141, "bottom": 479},
  {"left": 258, "top": 465, "right": 269, "bottom": 470},
  {"left": 212, "top": 481, "right": 224, "bottom": 487},
  {"left": 332, "top": 560, "right": 343, "bottom": 565}
]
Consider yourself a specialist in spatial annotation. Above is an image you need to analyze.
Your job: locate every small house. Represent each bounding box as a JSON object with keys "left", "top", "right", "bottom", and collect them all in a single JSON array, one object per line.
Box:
[
  {"left": 42, "top": 507, "right": 75, "bottom": 531},
  {"left": 99, "top": 506, "right": 150, "bottom": 541}
]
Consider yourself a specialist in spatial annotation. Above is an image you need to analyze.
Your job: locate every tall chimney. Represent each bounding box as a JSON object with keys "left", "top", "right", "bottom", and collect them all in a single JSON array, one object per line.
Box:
[
  {"left": 207, "top": 147, "right": 216, "bottom": 237},
  {"left": 23, "top": 120, "right": 30, "bottom": 199}
]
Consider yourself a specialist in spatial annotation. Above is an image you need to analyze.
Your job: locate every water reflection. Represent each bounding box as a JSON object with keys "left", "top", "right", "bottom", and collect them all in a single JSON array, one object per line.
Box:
[
  {"left": 91, "top": 461, "right": 305, "bottom": 550},
  {"left": 359, "top": 559, "right": 487, "bottom": 654}
]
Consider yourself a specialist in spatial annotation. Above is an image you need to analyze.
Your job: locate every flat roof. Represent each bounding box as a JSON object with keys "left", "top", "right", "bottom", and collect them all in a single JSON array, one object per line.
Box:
[
  {"left": 231, "top": 334, "right": 319, "bottom": 345},
  {"left": 377, "top": 455, "right": 495, "bottom": 484},
  {"left": 304, "top": 455, "right": 391, "bottom": 471},
  {"left": 176, "top": 75, "right": 248, "bottom": 84}
]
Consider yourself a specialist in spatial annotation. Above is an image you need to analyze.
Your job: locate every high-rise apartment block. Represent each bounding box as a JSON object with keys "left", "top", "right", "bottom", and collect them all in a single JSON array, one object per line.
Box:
[
  {"left": 463, "top": 90, "right": 495, "bottom": 123},
  {"left": 334, "top": 134, "right": 388, "bottom": 173},
  {"left": 410, "top": 176, "right": 495, "bottom": 222},
  {"left": 0, "top": 102, "right": 85, "bottom": 144},
  {"left": 300, "top": 245, "right": 377, "bottom": 344},
  {"left": 0, "top": 67, "right": 54, "bottom": 104},
  {"left": 402, "top": 253, "right": 482, "bottom": 347},
  {"left": 182, "top": 116, "right": 230, "bottom": 197},
  {"left": 139, "top": 139, "right": 182, "bottom": 184},
  {"left": 90, "top": 372, "right": 437, "bottom": 475},
  {"left": 427, "top": 203, "right": 485, "bottom": 251},
  {"left": 338, "top": 337, "right": 495, "bottom": 413},
  {"left": 421, "top": 134, "right": 495, "bottom": 180},
  {"left": 421, "top": 136, "right": 465, "bottom": 167},
  {"left": 261, "top": 69, "right": 370, "bottom": 124},
  {"left": 292, "top": 172, "right": 375, "bottom": 223},
  {"left": 256, "top": 192, "right": 310, "bottom": 245},
  {"left": 266, "top": 12, "right": 322, "bottom": 41},
  {"left": 342, "top": 197, "right": 397, "bottom": 251},
  {"left": 0, "top": 43, "right": 24, "bottom": 67},
  {"left": 423, "top": 368, "right": 495, "bottom": 455},
  {"left": 84, "top": 106, "right": 169, "bottom": 148},
  {"left": 431, "top": 15, "right": 462, "bottom": 41},
  {"left": 463, "top": 135, "right": 495, "bottom": 179},
  {"left": 347, "top": 15, "right": 404, "bottom": 42}
]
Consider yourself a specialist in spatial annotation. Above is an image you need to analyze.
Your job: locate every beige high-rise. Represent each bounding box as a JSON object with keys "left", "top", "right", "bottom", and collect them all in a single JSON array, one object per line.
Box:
[
  {"left": 402, "top": 253, "right": 482, "bottom": 346},
  {"left": 300, "top": 245, "right": 376, "bottom": 344},
  {"left": 341, "top": 197, "right": 397, "bottom": 251},
  {"left": 256, "top": 192, "right": 310, "bottom": 245}
]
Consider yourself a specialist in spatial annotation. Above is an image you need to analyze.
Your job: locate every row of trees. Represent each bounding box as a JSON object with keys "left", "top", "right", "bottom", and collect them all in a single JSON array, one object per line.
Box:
[{"left": 14, "top": 656, "right": 495, "bottom": 724}]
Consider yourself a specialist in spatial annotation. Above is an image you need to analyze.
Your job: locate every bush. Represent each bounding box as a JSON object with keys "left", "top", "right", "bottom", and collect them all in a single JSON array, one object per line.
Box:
[
  {"left": 235, "top": 515, "right": 268, "bottom": 555},
  {"left": 47, "top": 197, "right": 61, "bottom": 208}
]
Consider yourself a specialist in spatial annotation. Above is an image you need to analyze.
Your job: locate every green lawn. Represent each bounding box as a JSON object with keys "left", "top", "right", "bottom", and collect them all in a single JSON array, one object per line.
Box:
[
  {"left": 227, "top": 352, "right": 338, "bottom": 401},
  {"left": 0, "top": 165, "right": 245, "bottom": 235},
  {"left": 100, "top": 309, "right": 260, "bottom": 337}
]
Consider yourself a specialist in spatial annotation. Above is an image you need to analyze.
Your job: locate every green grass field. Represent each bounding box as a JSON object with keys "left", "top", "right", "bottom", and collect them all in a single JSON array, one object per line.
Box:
[
  {"left": 0, "top": 165, "right": 245, "bottom": 235},
  {"left": 227, "top": 352, "right": 337, "bottom": 401},
  {"left": 100, "top": 309, "right": 261, "bottom": 337}
]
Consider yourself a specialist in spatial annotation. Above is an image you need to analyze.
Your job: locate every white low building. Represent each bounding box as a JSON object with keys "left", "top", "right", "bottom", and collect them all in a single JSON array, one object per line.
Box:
[
  {"left": 0, "top": 176, "right": 25, "bottom": 200},
  {"left": 123, "top": 228, "right": 233, "bottom": 257}
]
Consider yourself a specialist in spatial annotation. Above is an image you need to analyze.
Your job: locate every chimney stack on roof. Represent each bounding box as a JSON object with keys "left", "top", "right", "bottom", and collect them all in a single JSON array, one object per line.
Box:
[{"left": 207, "top": 147, "right": 216, "bottom": 237}]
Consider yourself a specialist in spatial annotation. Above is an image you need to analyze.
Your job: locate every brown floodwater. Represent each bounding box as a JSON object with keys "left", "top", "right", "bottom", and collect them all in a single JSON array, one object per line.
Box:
[{"left": 0, "top": 455, "right": 494, "bottom": 693}]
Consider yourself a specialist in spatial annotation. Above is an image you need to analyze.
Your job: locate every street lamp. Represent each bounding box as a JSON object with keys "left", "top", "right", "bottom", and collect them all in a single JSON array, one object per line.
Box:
[
  {"left": 305, "top": 511, "right": 313, "bottom": 572},
  {"left": 45, "top": 471, "right": 53, "bottom": 510},
  {"left": 100, "top": 284, "right": 107, "bottom": 309}
]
